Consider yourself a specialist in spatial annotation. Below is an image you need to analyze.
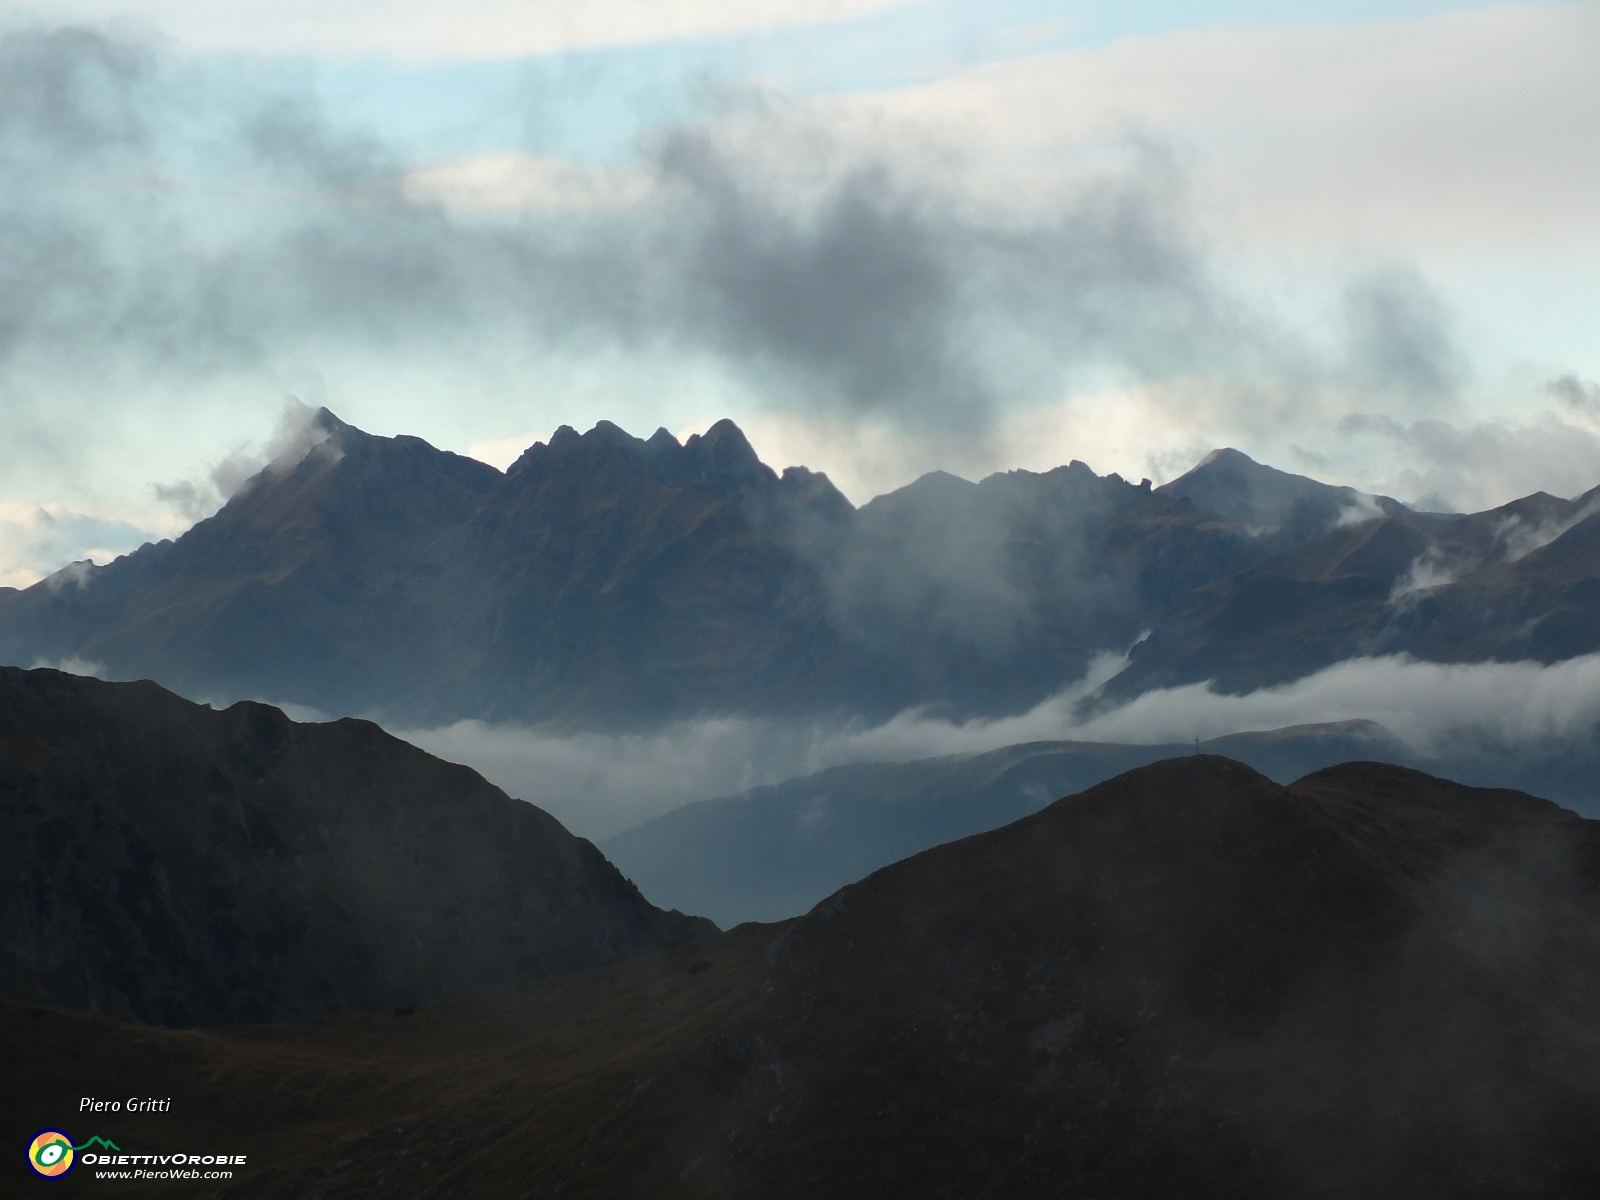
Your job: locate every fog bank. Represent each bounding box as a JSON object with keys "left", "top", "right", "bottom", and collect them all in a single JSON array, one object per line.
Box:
[{"left": 401, "top": 651, "right": 1600, "bottom": 839}]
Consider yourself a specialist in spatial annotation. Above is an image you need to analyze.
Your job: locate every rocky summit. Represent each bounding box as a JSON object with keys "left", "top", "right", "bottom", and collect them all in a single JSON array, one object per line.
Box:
[
  {"left": 9, "top": 412, "right": 1600, "bottom": 734},
  {"left": 0, "top": 410, "right": 1398, "bottom": 729},
  {"left": 0, "top": 667, "right": 714, "bottom": 1026}
]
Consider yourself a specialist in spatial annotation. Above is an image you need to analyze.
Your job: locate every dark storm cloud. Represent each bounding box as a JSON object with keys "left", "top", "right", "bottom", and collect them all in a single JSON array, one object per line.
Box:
[
  {"left": 656, "top": 130, "right": 980, "bottom": 424},
  {"left": 0, "top": 21, "right": 1481, "bottom": 456},
  {"left": 0, "top": 25, "right": 153, "bottom": 149},
  {"left": 651, "top": 128, "right": 1298, "bottom": 429},
  {"left": 241, "top": 93, "right": 399, "bottom": 190},
  {"left": 1550, "top": 373, "right": 1600, "bottom": 417}
]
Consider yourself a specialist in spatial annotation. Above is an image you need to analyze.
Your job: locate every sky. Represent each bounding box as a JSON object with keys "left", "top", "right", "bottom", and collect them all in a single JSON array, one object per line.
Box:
[{"left": 1, "top": 0, "right": 1597, "bottom": 587}]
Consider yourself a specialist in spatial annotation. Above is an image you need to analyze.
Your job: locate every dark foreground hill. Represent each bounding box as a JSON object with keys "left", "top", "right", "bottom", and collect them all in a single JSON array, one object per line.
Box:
[
  {"left": 0, "top": 667, "right": 713, "bottom": 1026},
  {"left": 11, "top": 757, "right": 1600, "bottom": 1198},
  {"left": 603, "top": 721, "right": 1398, "bottom": 926}
]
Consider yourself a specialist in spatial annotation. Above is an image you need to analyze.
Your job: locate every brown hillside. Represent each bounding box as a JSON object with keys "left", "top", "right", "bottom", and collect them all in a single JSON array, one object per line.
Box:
[{"left": 8, "top": 756, "right": 1600, "bottom": 1198}]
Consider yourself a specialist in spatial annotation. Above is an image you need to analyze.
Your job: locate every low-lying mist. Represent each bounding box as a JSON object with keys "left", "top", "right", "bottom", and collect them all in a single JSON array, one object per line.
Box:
[{"left": 401, "top": 651, "right": 1600, "bottom": 839}]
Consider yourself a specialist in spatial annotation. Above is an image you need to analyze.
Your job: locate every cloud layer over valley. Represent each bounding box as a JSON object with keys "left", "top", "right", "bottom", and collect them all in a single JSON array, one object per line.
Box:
[{"left": 404, "top": 651, "right": 1600, "bottom": 838}]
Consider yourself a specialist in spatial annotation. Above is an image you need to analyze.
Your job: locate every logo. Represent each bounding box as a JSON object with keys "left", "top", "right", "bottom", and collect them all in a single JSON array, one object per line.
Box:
[
  {"left": 27, "top": 1128, "right": 249, "bottom": 1180},
  {"left": 28, "top": 1132, "right": 121, "bottom": 1178},
  {"left": 29, "top": 1130, "right": 76, "bottom": 1178}
]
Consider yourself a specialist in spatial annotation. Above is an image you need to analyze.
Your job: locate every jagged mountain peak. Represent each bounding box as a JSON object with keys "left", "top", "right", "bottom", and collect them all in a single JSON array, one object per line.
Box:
[
  {"left": 507, "top": 416, "right": 781, "bottom": 493},
  {"left": 680, "top": 418, "right": 774, "bottom": 488},
  {"left": 9, "top": 411, "right": 1600, "bottom": 732}
]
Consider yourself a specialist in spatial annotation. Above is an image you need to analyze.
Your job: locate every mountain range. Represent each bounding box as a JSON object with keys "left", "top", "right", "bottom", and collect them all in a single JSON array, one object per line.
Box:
[
  {"left": 10, "top": 756, "right": 1599, "bottom": 1198},
  {"left": 15, "top": 409, "right": 1593, "bottom": 730}
]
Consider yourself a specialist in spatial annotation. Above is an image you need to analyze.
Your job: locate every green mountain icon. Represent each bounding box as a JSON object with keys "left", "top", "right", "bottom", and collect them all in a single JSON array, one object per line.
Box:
[{"left": 72, "top": 1136, "right": 122, "bottom": 1152}]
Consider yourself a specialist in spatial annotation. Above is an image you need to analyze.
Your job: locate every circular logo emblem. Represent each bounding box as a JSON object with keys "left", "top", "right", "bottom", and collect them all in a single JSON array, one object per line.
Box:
[{"left": 29, "top": 1130, "right": 76, "bottom": 1178}]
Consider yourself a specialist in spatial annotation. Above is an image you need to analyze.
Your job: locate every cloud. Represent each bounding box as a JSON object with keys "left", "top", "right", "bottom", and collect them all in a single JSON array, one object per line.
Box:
[
  {"left": 0, "top": 21, "right": 1505, "bottom": 500},
  {"left": 1388, "top": 546, "right": 1471, "bottom": 604},
  {"left": 1338, "top": 412, "right": 1600, "bottom": 513},
  {"left": 1494, "top": 497, "right": 1600, "bottom": 564},
  {"left": 152, "top": 398, "right": 337, "bottom": 520},
  {"left": 1073, "top": 654, "right": 1600, "bottom": 755},
  {"left": 3, "top": 0, "right": 916, "bottom": 60},
  {"left": 0, "top": 496, "right": 157, "bottom": 588},
  {"left": 403, "top": 715, "right": 848, "bottom": 841},
  {"left": 1549, "top": 374, "right": 1600, "bottom": 417},
  {"left": 30, "top": 653, "right": 105, "bottom": 676},
  {"left": 403, "top": 650, "right": 1600, "bottom": 839},
  {"left": 0, "top": 24, "right": 153, "bottom": 150},
  {"left": 1340, "top": 265, "right": 1463, "bottom": 399},
  {"left": 466, "top": 432, "right": 543, "bottom": 472},
  {"left": 862, "top": 4, "right": 1600, "bottom": 256},
  {"left": 1334, "top": 493, "right": 1384, "bottom": 527},
  {"left": 398, "top": 655, "right": 1129, "bottom": 838},
  {"left": 0, "top": 12, "right": 1594, "bottom": 556},
  {"left": 403, "top": 154, "right": 653, "bottom": 216}
]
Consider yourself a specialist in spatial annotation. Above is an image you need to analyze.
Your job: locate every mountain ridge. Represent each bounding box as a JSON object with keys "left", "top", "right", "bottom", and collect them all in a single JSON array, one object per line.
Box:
[
  {"left": 0, "top": 665, "right": 714, "bottom": 1026},
  {"left": 0, "top": 415, "right": 1292, "bottom": 726},
  {"left": 5, "top": 415, "right": 1600, "bottom": 739},
  {"left": 602, "top": 721, "right": 1403, "bottom": 926}
]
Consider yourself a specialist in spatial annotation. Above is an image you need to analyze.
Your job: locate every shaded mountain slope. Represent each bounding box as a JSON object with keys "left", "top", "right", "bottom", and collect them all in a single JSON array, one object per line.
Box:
[
  {"left": 433, "top": 418, "right": 857, "bottom": 725},
  {"left": 604, "top": 722, "right": 1397, "bottom": 926},
  {"left": 1156, "top": 445, "right": 1399, "bottom": 536},
  {"left": 0, "top": 416, "right": 1285, "bottom": 727},
  {"left": 0, "top": 667, "right": 713, "bottom": 1027},
  {"left": 6, "top": 418, "right": 1600, "bottom": 728},
  {"left": 10, "top": 757, "right": 1600, "bottom": 1199},
  {"left": 1109, "top": 484, "right": 1600, "bottom": 697},
  {"left": 829, "top": 459, "right": 1272, "bottom": 717},
  {"left": 0, "top": 413, "right": 501, "bottom": 716}
]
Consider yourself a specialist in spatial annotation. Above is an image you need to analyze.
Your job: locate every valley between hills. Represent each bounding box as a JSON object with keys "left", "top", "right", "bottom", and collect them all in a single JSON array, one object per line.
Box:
[{"left": 8, "top": 417, "right": 1600, "bottom": 1197}]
